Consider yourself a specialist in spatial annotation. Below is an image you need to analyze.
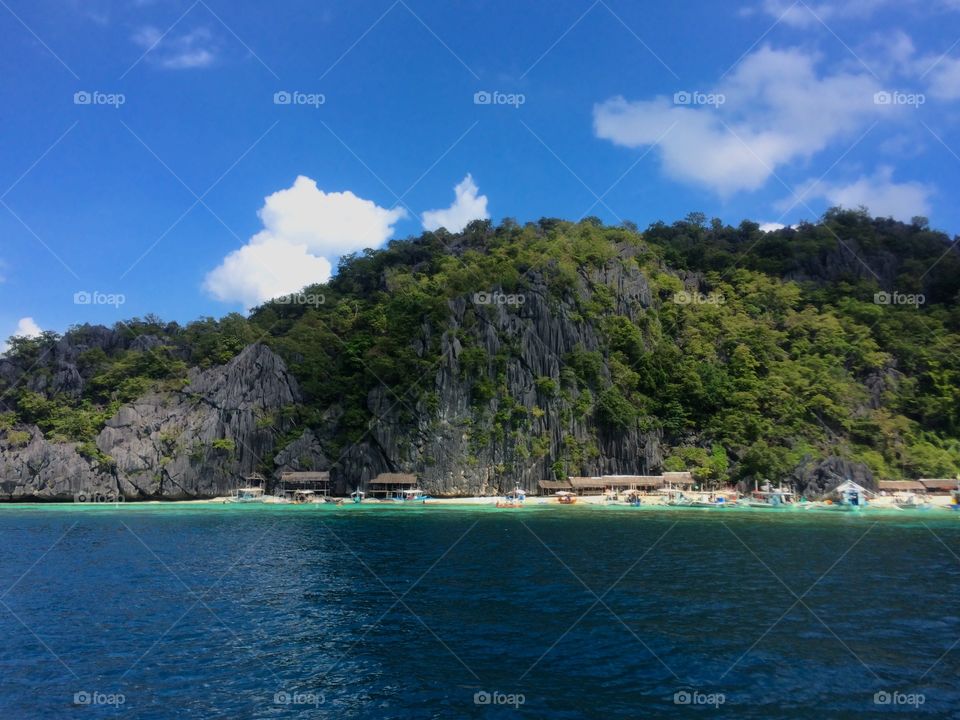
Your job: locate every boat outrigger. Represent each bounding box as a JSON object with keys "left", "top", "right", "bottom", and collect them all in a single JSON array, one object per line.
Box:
[
  {"left": 746, "top": 482, "right": 795, "bottom": 508},
  {"left": 392, "top": 488, "right": 429, "bottom": 503},
  {"left": 824, "top": 479, "right": 873, "bottom": 511},
  {"left": 228, "top": 486, "right": 265, "bottom": 503},
  {"left": 497, "top": 485, "right": 526, "bottom": 508},
  {"left": 350, "top": 489, "right": 365, "bottom": 504}
]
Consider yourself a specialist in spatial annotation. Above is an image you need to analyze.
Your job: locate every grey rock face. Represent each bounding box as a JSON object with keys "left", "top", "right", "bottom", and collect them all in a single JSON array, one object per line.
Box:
[
  {"left": 273, "top": 429, "right": 330, "bottom": 477},
  {"left": 329, "top": 257, "right": 663, "bottom": 496},
  {"left": 0, "top": 344, "right": 301, "bottom": 500},
  {"left": 0, "top": 427, "right": 114, "bottom": 500},
  {"left": 791, "top": 455, "right": 875, "bottom": 498}
]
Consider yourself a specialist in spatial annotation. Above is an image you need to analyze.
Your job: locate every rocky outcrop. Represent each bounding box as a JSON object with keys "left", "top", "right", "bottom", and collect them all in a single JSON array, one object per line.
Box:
[
  {"left": 0, "top": 344, "right": 301, "bottom": 501},
  {"left": 273, "top": 429, "right": 330, "bottom": 476},
  {"left": 327, "top": 257, "right": 662, "bottom": 496},
  {"left": 790, "top": 455, "right": 875, "bottom": 498},
  {"left": 0, "top": 427, "right": 115, "bottom": 500}
]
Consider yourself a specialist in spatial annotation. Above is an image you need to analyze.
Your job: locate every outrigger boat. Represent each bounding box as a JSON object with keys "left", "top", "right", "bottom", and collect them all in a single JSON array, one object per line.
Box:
[
  {"left": 746, "top": 483, "right": 795, "bottom": 508},
  {"left": 497, "top": 485, "right": 526, "bottom": 508},
  {"left": 663, "top": 489, "right": 694, "bottom": 507},
  {"left": 893, "top": 492, "right": 931, "bottom": 510},
  {"left": 392, "top": 488, "right": 429, "bottom": 504},
  {"left": 556, "top": 491, "right": 576, "bottom": 505},
  {"left": 227, "top": 486, "right": 265, "bottom": 503},
  {"left": 350, "top": 489, "right": 365, "bottom": 504},
  {"left": 823, "top": 479, "right": 873, "bottom": 511},
  {"left": 689, "top": 492, "right": 736, "bottom": 508}
]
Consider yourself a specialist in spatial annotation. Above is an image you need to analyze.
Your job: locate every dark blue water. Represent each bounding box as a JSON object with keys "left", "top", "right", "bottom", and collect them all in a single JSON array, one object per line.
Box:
[{"left": 1, "top": 504, "right": 958, "bottom": 718}]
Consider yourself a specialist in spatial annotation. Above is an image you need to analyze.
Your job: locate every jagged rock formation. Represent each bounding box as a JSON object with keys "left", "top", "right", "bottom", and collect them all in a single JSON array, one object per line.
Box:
[
  {"left": 328, "top": 258, "right": 663, "bottom": 496},
  {"left": 790, "top": 455, "right": 876, "bottom": 498},
  {"left": 0, "top": 344, "right": 301, "bottom": 500}
]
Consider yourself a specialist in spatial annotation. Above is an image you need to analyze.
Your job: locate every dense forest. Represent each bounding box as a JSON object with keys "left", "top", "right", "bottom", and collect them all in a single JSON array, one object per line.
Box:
[{"left": 2, "top": 208, "right": 959, "bottom": 488}]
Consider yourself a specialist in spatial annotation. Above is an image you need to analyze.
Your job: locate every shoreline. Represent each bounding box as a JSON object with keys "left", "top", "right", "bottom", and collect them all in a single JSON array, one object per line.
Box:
[{"left": 1, "top": 493, "right": 957, "bottom": 514}]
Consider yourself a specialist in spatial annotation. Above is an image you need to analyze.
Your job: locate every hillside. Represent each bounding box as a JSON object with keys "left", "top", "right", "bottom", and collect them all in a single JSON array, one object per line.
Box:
[{"left": 1, "top": 209, "right": 959, "bottom": 499}]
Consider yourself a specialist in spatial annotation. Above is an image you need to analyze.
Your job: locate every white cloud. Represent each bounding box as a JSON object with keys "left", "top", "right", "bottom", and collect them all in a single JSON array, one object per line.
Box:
[
  {"left": 755, "top": 0, "right": 960, "bottom": 26},
  {"left": 927, "top": 57, "right": 960, "bottom": 101},
  {"left": 782, "top": 166, "right": 934, "bottom": 220},
  {"left": 594, "top": 46, "right": 886, "bottom": 196},
  {"left": 132, "top": 26, "right": 218, "bottom": 69},
  {"left": 1, "top": 317, "right": 42, "bottom": 354},
  {"left": 759, "top": 222, "right": 787, "bottom": 232},
  {"left": 204, "top": 176, "right": 406, "bottom": 308},
  {"left": 422, "top": 174, "right": 489, "bottom": 232}
]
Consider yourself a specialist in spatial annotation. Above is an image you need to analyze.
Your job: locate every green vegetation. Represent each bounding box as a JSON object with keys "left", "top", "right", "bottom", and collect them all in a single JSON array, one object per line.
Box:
[{"left": 1, "top": 211, "right": 958, "bottom": 485}]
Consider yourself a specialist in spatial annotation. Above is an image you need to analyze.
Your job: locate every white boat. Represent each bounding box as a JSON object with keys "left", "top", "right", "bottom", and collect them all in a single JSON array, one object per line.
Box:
[
  {"left": 893, "top": 492, "right": 931, "bottom": 510},
  {"left": 392, "top": 488, "right": 429, "bottom": 503},
  {"left": 350, "top": 489, "right": 365, "bottom": 504},
  {"left": 292, "top": 489, "right": 319, "bottom": 504},
  {"left": 228, "top": 486, "right": 265, "bottom": 503},
  {"left": 823, "top": 479, "right": 873, "bottom": 511},
  {"left": 497, "top": 485, "right": 526, "bottom": 508}
]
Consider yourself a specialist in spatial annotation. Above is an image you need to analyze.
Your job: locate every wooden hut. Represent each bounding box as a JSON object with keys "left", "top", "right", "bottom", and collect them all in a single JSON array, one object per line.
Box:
[
  {"left": 878, "top": 480, "right": 925, "bottom": 493},
  {"left": 538, "top": 480, "right": 573, "bottom": 496},
  {"left": 663, "top": 471, "right": 695, "bottom": 487},
  {"left": 278, "top": 471, "right": 331, "bottom": 497},
  {"left": 569, "top": 477, "right": 606, "bottom": 496},
  {"left": 919, "top": 478, "right": 959, "bottom": 494},
  {"left": 368, "top": 472, "right": 418, "bottom": 499}
]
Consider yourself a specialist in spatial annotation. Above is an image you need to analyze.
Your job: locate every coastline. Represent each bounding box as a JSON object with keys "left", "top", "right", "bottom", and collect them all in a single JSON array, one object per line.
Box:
[{"left": 1, "top": 492, "right": 956, "bottom": 513}]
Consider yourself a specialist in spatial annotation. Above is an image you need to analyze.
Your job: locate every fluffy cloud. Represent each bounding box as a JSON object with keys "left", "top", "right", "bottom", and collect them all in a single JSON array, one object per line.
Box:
[
  {"left": 132, "top": 26, "right": 218, "bottom": 69},
  {"left": 422, "top": 174, "right": 489, "bottom": 232},
  {"left": 782, "top": 166, "right": 934, "bottom": 220},
  {"left": 204, "top": 176, "right": 406, "bottom": 308},
  {"left": 594, "top": 46, "right": 888, "bottom": 196},
  {"left": 927, "top": 57, "right": 960, "bottom": 101},
  {"left": 758, "top": 222, "right": 787, "bottom": 232},
  {"left": 1, "top": 317, "right": 42, "bottom": 354},
  {"left": 755, "top": 0, "right": 960, "bottom": 26}
]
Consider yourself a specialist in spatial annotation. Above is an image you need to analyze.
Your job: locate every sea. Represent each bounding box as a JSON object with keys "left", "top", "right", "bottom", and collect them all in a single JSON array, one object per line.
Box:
[{"left": 0, "top": 503, "right": 958, "bottom": 718}]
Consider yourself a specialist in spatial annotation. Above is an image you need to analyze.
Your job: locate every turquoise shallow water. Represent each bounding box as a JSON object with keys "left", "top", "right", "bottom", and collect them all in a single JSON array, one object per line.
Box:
[{"left": 1, "top": 504, "right": 958, "bottom": 718}]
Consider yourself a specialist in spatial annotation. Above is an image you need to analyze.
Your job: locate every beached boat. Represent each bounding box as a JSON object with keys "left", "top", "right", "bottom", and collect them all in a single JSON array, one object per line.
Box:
[
  {"left": 496, "top": 486, "right": 526, "bottom": 508},
  {"left": 292, "top": 489, "right": 318, "bottom": 504},
  {"left": 746, "top": 489, "right": 794, "bottom": 508},
  {"left": 392, "top": 488, "right": 429, "bottom": 504},
  {"left": 822, "top": 480, "right": 873, "bottom": 511},
  {"left": 893, "top": 492, "right": 931, "bottom": 510},
  {"left": 350, "top": 489, "right": 365, "bottom": 504},
  {"left": 664, "top": 489, "right": 694, "bottom": 507},
  {"left": 689, "top": 492, "right": 736, "bottom": 508},
  {"left": 556, "top": 491, "right": 576, "bottom": 505},
  {"left": 227, "top": 486, "right": 265, "bottom": 503}
]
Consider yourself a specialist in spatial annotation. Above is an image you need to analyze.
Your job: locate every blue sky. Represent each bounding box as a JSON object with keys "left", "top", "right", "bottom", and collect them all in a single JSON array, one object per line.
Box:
[{"left": 2, "top": 0, "right": 960, "bottom": 342}]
